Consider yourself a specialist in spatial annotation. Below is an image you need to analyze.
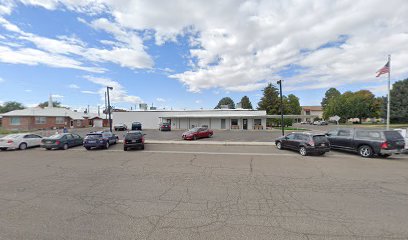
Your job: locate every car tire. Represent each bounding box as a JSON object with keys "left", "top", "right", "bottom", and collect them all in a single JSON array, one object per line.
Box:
[
  {"left": 193, "top": 135, "right": 197, "bottom": 140},
  {"left": 19, "top": 143, "right": 27, "bottom": 150},
  {"left": 63, "top": 144, "right": 68, "bottom": 150},
  {"left": 141, "top": 145, "right": 144, "bottom": 150},
  {"left": 208, "top": 133, "right": 213, "bottom": 138},
  {"left": 299, "top": 146, "right": 307, "bottom": 156},
  {"left": 276, "top": 141, "right": 283, "bottom": 150},
  {"left": 0, "top": 148, "right": 7, "bottom": 151},
  {"left": 124, "top": 147, "right": 128, "bottom": 151},
  {"left": 358, "top": 145, "right": 373, "bottom": 158},
  {"left": 105, "top": 142, "right": 110, "bottom": 149}
]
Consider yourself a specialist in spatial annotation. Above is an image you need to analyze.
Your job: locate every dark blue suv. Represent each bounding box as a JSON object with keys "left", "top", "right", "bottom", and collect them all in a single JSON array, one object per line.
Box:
[{"left": 83, "top": 131, "right": 118, "bottom": 150}]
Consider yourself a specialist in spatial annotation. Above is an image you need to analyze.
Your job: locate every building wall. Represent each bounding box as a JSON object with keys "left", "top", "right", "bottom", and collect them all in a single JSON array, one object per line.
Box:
[{"left": 2, "top": 116, "right": 86, "bottom": 131}]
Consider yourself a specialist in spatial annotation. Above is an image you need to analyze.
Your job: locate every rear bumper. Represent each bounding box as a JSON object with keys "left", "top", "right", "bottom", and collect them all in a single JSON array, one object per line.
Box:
[
  {"left": 83, "top": 142, "right": 106, "bottom": 148},
  {"left": 380, "top": 149, "right": 404, "bottom": 155},
  {"left": 41, "top": 144, "right": 61, "bottom": 149},
  {"left": 306, "top": 146, "right": 331, "bottom": 153},
  {"left": 124, "top": 143, "right": 144, "bottom": 148},
  {"left": 0, "top": 143, "right": 18, "bottom": 149}
]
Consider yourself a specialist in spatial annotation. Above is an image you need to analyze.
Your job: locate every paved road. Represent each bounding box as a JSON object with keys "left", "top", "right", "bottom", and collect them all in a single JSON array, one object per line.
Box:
[{"left": 1, "top": 144, "right": 408, "bottom": 239}]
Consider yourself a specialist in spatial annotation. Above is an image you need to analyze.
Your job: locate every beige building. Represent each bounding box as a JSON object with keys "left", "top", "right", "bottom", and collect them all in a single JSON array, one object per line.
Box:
[{"left": 301, "top": 106, "right": 323, "bottom": 122}]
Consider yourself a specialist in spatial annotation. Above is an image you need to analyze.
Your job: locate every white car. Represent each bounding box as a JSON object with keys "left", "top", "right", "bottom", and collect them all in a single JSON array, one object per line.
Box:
[
  {"left": 394, "top": 128, "right": 408, "bottom": 150},
  {"left": 0, "top": 133, "right": 43, "bottom": 151}
]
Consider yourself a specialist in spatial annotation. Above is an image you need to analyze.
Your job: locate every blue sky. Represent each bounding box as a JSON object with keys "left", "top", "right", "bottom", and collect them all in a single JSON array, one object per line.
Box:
[{"left": 0, "top": 0, "right": 407, "bottom": 112}]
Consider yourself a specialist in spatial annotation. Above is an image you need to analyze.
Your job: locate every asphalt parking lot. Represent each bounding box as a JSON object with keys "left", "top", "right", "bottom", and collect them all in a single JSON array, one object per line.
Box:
[{"left": 1, "top": 144, "right": 408, "bottom": 240}]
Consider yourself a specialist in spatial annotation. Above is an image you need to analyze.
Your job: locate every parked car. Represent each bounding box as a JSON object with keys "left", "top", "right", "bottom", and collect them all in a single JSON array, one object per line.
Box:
[
  {"left": 114, "top": 123, "right": 127, "bottom": 131},
  {"left": 159, "top": 122, "right": 171, "bottom": 131},
  {"left": 131, "top": 122, "right": 142, "bottom": 130},
  {"left": 41, "top": 133, "right": 83, "bottom": 150},
  {"left": 394, "top": 128, "right": 408, "bottom": 152},
  {"left": 326, "top": 129, "right": 405, "bottom": 158},
  {"left": 319, "top": 121, "right": 328, "bottom": 125},
  {"left": 275, "top": 132, "right": 331, "bottom": 156},
  {"left": 300, "top": 121, "right": 310, "bottom": 125},
  {"left": 83, "top": 131, "right": 118, "bottom": 150},
  {"left": 313, "top": 121, "right": 320, "bottom": 125},
  {"left": 0, "top": 133, "right": 43, "bottom": 151},
  {"left": 182, "top": 127, "right": 213, "bottom": 140},
  {"left": 123, "top": 131, "right": 145, "bottom": 151}
]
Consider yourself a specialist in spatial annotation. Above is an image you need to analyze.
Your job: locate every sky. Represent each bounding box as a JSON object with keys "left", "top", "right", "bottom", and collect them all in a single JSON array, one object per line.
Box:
[{"left": 0, "top": 0, "right": 407, "bottom": 112}]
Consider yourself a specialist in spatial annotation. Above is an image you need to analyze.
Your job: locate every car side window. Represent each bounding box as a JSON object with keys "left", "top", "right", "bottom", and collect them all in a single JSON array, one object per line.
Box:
[
  {"left": 327, "top": 130, "right": 338, "bottom": 136},
  {"left": 294, "top": 134, "right": 303, "bottom": 140},
  {"left": 24, "top": 134, "right": 32, "bottom": 138},
  {"left": 286, "top": 134, "right": 295, "bottom": 140},
  {"left": 66, "top": 134, "right": 73, "bottom": 140},
  {"left": 338, "top": 129, "right": 352, "bottom": 137},
  {"left": 32, "top": 134, "right": 42, "bottom": 138},
  {"left": 73, "top": 134, "right": 81, "bottom": 139}
]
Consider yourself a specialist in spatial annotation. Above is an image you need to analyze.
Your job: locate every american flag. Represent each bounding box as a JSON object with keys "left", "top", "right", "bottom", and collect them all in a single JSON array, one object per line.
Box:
[{"left": 376, "top": 60, "right": 390, "bottom": 77}]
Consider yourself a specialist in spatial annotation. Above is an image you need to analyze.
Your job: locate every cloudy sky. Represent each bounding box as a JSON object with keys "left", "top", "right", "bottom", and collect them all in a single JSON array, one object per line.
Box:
[{"left": 0, "top": 0, "right": 407, "bottom": 111}]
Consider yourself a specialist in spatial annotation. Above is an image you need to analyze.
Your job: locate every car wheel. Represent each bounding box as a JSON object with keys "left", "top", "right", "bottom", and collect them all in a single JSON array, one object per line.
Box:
[
  {"left": 193, "top": 135, "right": 197, "bottom": 140},
  {"left": 208, "top": 133, "right": 213, "bottom": 138},
  {"left": 141, "top": 145, "right": 145, "bottom": 150},
  {"left": 299, "top": 146, "right": 307, "bottom": 156},
  {"left": 19, "top": 143, "right": 27, "bottom": 150},
  {"left": 358, "top": 145, "right": 373, "bottom": 158},
  {"left": 63, "top": 144, "right": 68, "bottom": 150},
  {"left": 276, "top": 141, "right": 283, "bottom": 150},
  {"left": 105, "top": 142, "right": 110, "bottom": 149},
  {"left": 0, "top": 148, "right": 7, "bottom": 151}
]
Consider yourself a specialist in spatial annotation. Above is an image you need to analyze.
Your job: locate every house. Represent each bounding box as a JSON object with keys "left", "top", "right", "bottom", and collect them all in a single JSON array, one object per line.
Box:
[
  {"left": 301, "top": 106, "right": 323, "bottom": 122},
  {"left": 1, "top": 107, "right": 93, "bottom": 131}
]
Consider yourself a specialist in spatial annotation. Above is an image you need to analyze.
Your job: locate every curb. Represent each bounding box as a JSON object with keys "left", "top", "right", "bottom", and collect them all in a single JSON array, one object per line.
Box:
[{"left": 118, "top": 139, "right": 275, "bottom": 146}]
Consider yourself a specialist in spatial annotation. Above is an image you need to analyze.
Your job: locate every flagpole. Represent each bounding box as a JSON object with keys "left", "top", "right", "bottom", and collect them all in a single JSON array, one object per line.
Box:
[{"left": 386, "top": 54, "right": 391, "bottom": 130}]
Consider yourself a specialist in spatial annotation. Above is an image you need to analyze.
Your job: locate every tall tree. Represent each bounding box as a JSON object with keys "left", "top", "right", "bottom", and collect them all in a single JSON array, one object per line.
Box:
[
  {"left": 38, "top": 101, "right": 62, "bottom": 108},
  {"left": 321, "top": 88, "right": 341, "bottom": 110},
  {"left": 390, "top": 78, "right": 408, "bottom": 123},
  {"left": 240, "top": 96, "right": 253, "bottom": 109},
  {"left": 0, "top": 101, "right": 25, "bottom": 113},
  {"left": 214, "top": 97, "right": 235, "bottom": 109},
  {"left": 257, "top": 83, "right": 280, "bottom": 114},
  {"left": 285, "top": 94, "right": 302, "bottom": 115}
]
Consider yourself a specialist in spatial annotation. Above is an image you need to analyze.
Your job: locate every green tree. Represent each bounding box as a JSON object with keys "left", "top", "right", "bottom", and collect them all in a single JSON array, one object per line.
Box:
[
  {"left": 38, "top": 101, "right": 62, "bottom": 108},
  {"left": 390, "top": 78, "right": 408, "bottom": 123},
  {"left": 0, "top": 101, "right": 25, "bottom": 113},
  {"left": 257, "top": 83, "right": 280, "bottom": 114},
  {"left": 214, "top": 97, "right": 235, "bottom": 109},
  {"left": 240, "top": 96, "right": 253, "bottom": 109},
  {"left": 321, "top": 88, "right": 341, "bottom": 110},
  {"left": 285, "top": 94, "right": 302, "bottom": 115}
]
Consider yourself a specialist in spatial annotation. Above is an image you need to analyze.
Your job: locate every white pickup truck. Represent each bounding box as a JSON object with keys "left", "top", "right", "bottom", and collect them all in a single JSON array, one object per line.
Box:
[{"left": 394, "top": 128, "right": 408, "bottom": 152}]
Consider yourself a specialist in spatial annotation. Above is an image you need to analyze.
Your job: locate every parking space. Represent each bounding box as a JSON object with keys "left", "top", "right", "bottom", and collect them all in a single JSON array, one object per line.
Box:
[{"left": 1, "top": 144, "right": 408, "bottom": 239}]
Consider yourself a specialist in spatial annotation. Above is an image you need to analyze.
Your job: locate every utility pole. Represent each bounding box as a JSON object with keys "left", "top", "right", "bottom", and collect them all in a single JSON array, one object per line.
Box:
[
  {"left": 107, "top": 86, "right": 113, "bottom": 132},
  {"left": 104, "top": 91, "right": 108, "bottom": 120},
  {"left": 277, "top": 80, "right": 284, "bottom": 136}
]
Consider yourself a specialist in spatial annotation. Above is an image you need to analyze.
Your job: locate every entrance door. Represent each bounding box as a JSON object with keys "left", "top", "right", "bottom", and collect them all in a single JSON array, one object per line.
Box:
[
  {"left": 221, "top": 119, "right": 226, "bottom": 129},
  {"left": 243, "top": 119, "right": 248, "bottom": 130}
]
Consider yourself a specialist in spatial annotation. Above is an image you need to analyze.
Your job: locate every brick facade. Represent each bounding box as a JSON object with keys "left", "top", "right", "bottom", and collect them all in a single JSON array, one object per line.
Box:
[{"left": 2, "top": 116, "right": 87, "bottom": 131}]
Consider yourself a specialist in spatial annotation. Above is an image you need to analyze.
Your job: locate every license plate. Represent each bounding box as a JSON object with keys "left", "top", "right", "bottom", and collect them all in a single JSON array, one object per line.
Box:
[
  {"left": 132, "top": 140, "right": 136, "bottom": 143},
  {"left": 88, "top": 140, "right": 96, "bottom": 143},
  {"left": 321, "top": 143, "right": 325, "bottom": 146}
]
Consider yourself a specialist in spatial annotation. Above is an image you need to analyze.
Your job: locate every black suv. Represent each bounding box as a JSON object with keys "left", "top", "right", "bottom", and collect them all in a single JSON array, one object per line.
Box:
[
  {"left": 123, "top": 131, "right": 145, "bottom": 151},
  {"left": 131, "top": 122, "right": 142, "bottom": 130},
  {"left": 326, "top": 128, "right": 405, "bottom": 158},
  {"left": 275, "top": 132, "right": 331, "bottom": 156}
]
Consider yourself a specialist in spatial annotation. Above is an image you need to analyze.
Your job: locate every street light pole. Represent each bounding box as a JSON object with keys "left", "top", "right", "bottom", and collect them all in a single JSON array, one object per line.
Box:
[
  {"left": 106, "top": 86, "right": 113, "bottom": 132},
  {"left": 277, "top": 80, "right": 284, "bottom": 136}
]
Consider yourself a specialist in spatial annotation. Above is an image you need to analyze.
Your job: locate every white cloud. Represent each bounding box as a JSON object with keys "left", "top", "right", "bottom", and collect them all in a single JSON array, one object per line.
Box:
[
  {"left": 5, "top": 0, "right": 408, "bottom": 94},
  {"left": 0, "top": 77, "right": 4, "bottom": 83},
  {"left": 83, "top": 75, "right": 143, "bottom": 104},
  {"left": 81, "top": 90, "right": 98, "bottom": 94},
  {"left": 156, "top": 98, "right": 166, "bottom": 102},
  {"left": 24, "top": 89, "right": 32, "bottom": 92},
  {"left": 195, "top": 100, "right": 202, "bottom": 104},
  {"left": 51, "top": 94, "right": 64, "bottom": 98},
  {"left": 68, "top": 84, "right": 80, "bottom": 89}
]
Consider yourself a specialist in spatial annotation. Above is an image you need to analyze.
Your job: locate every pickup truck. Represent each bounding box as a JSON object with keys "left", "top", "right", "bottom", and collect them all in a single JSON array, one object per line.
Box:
[{"left": 326, "top": 128, "right": 405, "bottom": 158}]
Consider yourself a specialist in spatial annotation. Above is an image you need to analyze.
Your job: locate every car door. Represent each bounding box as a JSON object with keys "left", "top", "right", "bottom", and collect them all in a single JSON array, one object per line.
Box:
[
  {"left": 29, "top": 134, "right": 42, "bottom": 147},
  {"left": 282, "top": 134, "right": 296, "bottom": 149},
  {"left": 72, "top": 134, "right": 82, "bottom": 146},
  {"left": 22, "top": 134, "right": 34, "bottom": 147},
  {"left": 335, "top": 129, "right": 354, "bottom": 150},
  {"left": 326, "top": 130, "right": 339, "bottom": 147},
  {"left": 66, "top": 134, "right": 75, "bottom": 147}
]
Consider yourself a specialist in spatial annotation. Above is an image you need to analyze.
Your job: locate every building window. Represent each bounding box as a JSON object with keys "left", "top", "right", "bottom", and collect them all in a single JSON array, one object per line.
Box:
[
  {"left": 56, "top": 117, "right": 65, "bottom": 124},
  {"left": 35, "top": 116, "right": 46, "bottom": 124},
  {"left": 10, "top": 117, "right": 20, "bottom": 125},
  {"left": 306, "top": 110, "right": 311, "bottom": 115},
  {"left": 231, "top": 119, "right": 239, "bottom": 129},
  {"left": 254, "top": 119, "right": 262, "bottom": 125},
  {"left": 76, "top": 120, "right": 82, "bottom": 127}
]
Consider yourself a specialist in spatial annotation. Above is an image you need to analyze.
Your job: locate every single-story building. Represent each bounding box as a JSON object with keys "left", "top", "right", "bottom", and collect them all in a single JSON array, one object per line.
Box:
[
  {"left": 1, "top": 107, "right": 98, "bottom": 131},
  {"left": 113, "top": 109, "right": 319, "bottom": 130}
]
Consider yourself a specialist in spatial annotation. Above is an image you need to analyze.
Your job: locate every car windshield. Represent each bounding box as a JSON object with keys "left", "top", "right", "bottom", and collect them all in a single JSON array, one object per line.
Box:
[
  {"left": 313, "top": 135, "right": 327, "bottom": 142},
  {"left": 86, "top": 134, "right": 103, "bottom": 139},
  {"left": 125, "top": 133, "right": 142, "bottom": 138},
  {"left": 188, "top": 127, "right": 200, "bottom": 132},
  {"left": 49, "top": 134, "right": 64, "bottom": 139},
  {"left": 384, "top": 131, "right": 404, "bottom": 140}
]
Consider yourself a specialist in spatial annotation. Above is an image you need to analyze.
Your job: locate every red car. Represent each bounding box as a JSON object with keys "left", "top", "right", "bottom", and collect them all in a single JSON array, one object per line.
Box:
[{"left": 182, "top": 127, "right": 213, "bottom": 140}]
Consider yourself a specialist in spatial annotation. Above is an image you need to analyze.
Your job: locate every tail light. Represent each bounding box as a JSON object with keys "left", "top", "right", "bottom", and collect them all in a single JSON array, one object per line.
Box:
[
  {"left": 142, "top": 136, "right": 145, "bottom": 143},
  {"left": 56, "top": 140, "right": 60, "bottom": 145},
  {"left": 7, "top": 140, "right": 13, "bottom": 144},
  {"left": 308, "top": 140, "right": 315, "bottom": 147},
  {"left": 380, "top": 142, "right": 389, "bottom": 149}
]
